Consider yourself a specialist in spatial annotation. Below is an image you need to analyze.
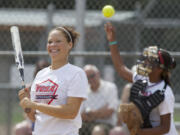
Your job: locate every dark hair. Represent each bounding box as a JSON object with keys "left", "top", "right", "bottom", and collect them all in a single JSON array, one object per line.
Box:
[
  {"left": 34, "top": 60, "right": 50, "bottom": 78},
  {"left": 55, "top": 26, "right": 80, "bottom": 48},
  {"left": 159, "top": 49, "right": 176, "bottom": 86}
]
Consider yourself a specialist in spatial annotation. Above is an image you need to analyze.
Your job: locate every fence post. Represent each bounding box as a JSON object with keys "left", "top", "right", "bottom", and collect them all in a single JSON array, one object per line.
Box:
[{"left": 74, "top": 0, "right": 86, "bottom": 67}]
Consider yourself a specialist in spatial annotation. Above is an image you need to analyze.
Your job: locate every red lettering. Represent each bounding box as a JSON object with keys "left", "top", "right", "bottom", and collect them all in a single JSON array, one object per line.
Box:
[
  {"left": 36, "top": 85, "right": 55, "bottom": 92},
  {"left": 36, "top": 84, "right": 40, "bottom": 92}
]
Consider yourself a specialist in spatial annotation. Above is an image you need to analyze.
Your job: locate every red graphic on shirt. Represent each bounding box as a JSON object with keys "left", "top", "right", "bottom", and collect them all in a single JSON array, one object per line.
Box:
[{"left": 35, "top": 79, "right": 58, "bottom": 104}]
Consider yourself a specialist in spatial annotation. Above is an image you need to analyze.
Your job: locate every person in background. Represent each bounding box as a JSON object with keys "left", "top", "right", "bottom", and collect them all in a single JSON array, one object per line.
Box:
[
  {"left": 109, "top": 126, "right": 127, "bottom": 135},
  {"left": 80, "top": 64, "right": 119, "bottom": 135},
  {"left": 18, "top": 26, "right": 88, "bottom": 135},
  {"left": 91, "top": 124, "right": 110, "bottom": 135},
  {"left": 13, "top": 113, "right": 32, "bottom": 135}
]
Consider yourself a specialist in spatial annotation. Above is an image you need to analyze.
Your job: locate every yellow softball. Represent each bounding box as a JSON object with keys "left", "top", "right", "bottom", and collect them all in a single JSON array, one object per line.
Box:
[{"left": 102, "top": 5, "right": 115, "bottom": 18}]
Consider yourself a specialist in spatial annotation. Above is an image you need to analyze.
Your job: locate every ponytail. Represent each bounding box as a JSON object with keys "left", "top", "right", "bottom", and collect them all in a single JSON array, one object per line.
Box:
[{"left": 161, "top": 70, "right": 171, "bottom": 86}]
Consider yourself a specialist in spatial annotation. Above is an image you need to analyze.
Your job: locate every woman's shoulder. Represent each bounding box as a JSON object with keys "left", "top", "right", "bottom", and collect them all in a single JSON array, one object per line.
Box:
[
  {"left": 66, "top": 63, "right": 85, "bottom": 74},
  {"left": 165, "top": 85, "right": 175, "bottom": 98},
  {"left": 66, "top": 64, "right": 88, "bottom": 84},
  {"left": 67, "top": 63, "right": 82, "bottom": 70}
]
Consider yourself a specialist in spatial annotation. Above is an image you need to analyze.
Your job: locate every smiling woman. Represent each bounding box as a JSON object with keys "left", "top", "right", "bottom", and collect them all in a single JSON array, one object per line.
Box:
[
  {"left": 47, "top": 26, "right": 79, "bottom": 69},
  {"left": 18, "top": 26, "right": 88, "bottom": 135}
]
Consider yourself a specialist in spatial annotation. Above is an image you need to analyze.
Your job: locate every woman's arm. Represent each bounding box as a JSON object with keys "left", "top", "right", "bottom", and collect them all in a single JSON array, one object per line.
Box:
[
  {"left": 86, "top": 104, "right": 114, "bottom": 119},
  {"left": 104, "top": 22, "right": 133, "bottom": 82},
  {"left": 20, "top": 97, "right": 84, "bottom": 119},
  {"left": 137, "top": 113, "right": 171, "bottom": 135},
  {"left": 81, "top": 104, "right": 113, "bottom": 122}
]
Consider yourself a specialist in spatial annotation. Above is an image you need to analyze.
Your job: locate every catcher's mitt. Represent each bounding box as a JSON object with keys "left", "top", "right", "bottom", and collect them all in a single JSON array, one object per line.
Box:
[{"left": 119, "top": 102, "right": 143, "bottom": 135}]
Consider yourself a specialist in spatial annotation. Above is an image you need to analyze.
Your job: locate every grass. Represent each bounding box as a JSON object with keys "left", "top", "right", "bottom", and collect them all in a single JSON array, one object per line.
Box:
[
  {"left": 0, "top": 102, "right": 24, "bottom": 125},
  {"left": 12, "top": 106, "right": 24, "bottom": 125},
  {"left": 0, "top": 102, "right": 180, "bottom": 125},
  {"left": 174, "top": 108, "right": 180, "bottom": 122}
]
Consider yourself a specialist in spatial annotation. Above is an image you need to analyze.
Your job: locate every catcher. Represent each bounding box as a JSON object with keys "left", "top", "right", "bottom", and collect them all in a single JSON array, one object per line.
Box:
[{"left": 105, "top": 22, "right": 178, "bottom": 135}]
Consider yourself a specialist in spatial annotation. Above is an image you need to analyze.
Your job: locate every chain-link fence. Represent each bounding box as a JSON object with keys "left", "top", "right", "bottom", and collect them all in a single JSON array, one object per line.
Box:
[{"left": 0, "top": 0, "right": 180, "bottom": 135}]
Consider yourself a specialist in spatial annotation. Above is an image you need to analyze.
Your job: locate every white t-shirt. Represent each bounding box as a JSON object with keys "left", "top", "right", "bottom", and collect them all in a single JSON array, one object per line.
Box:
[
  {"left": 82, "top": 80, "right": 119, "bottom": 126},
  {"left": 133, "top": 73, "right": 178, "bottom": 135},
  {"left": 30, "top": 63, "right": 88, "bottom": 135}
]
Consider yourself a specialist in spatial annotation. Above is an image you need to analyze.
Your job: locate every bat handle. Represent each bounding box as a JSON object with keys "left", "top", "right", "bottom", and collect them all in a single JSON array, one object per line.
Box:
[
  {"left": 22, "top": 84, "right": 26, "bottom": 89},
  {"left": 22, "top": 84, "right": 31, "bottom": 113}
]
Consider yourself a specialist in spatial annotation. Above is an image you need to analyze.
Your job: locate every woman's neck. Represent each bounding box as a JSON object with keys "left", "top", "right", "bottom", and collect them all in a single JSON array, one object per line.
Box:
[{"left": 51, "top": 59, "right": 68, "bottom": 70}]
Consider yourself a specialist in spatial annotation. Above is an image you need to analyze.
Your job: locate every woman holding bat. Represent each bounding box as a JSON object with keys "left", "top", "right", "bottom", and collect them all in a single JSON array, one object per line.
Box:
[
  {"left": 104, "top": 22, "right": 178, "bottom": 135},
  {"left": 19, "top": 26, "right": 88, "bottom": 135}
]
